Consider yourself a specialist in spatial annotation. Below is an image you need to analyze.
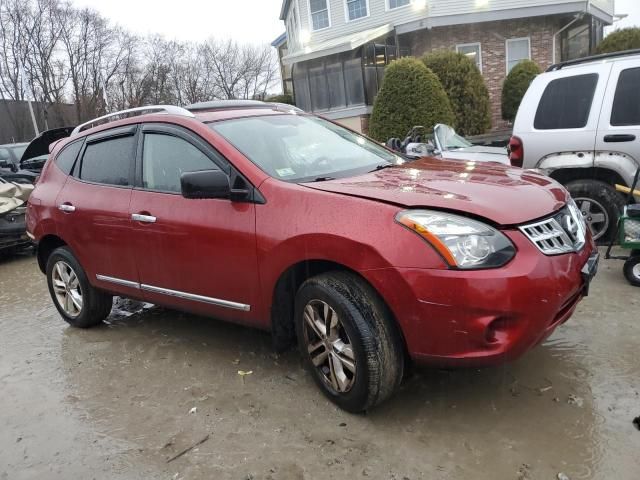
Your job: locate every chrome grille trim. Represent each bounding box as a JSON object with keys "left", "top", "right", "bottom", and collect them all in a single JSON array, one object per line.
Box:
[
  {"left": 519, "top": 217, "right": 575, "bottom": 255},
  {"left": 519, "top": 203, "right": 587, "bottom": 256}
]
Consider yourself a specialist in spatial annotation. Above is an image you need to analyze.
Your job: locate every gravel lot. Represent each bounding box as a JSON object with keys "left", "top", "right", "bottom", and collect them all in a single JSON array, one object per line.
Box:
[{"left": 1, "top": 250, "right": 639, "bottom": 480}]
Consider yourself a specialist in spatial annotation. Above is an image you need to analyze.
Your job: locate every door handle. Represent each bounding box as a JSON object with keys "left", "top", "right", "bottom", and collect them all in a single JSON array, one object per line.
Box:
[
  {"left": 131, "top": 213, "right": 157, "bottom": 223},
  {"left": 58, "top": 204, "right": 76, "bottom": 213},
  {"left": 603, "top": 134, "right": 636, "bottom": 143}
]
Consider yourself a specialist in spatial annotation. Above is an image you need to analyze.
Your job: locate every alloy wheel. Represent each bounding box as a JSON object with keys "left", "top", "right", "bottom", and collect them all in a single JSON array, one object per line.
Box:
[
  {"left": 574, "top": 197, "right": 609, "bottom": 241},
  {"left": 51, "top": 260, "right": 83, "bottom": 317},
  {"left": 302, "top": 300, "right": 356, "bottom": 393},
  {"left": 634, "top": 263, "right": 640, "bottom": 280}
]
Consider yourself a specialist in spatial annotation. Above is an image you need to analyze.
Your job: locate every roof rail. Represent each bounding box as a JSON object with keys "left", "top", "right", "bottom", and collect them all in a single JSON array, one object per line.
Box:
[
  {"left": 186, "top": 99, "right": 304, "bottom": 114},
  {"left": 71, "top": 105, "right": 195, "bottom": 136},
  {"left": 546, "top": 48, "right": 640, "bottom": 72}
]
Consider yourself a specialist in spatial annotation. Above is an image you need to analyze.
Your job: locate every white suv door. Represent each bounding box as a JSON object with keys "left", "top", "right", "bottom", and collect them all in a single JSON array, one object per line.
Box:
[{"left": 595, "top": 58, "right": 640, "bottom": 186}]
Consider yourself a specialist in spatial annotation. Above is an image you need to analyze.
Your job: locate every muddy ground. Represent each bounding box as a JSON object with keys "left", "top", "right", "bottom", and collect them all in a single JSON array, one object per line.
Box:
[{"left": 1, "top": 251, "right": 639, "bottom": 480}]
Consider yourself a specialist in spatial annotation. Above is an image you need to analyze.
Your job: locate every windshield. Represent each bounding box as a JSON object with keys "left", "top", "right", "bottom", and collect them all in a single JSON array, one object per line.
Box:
[
  {"left": 434, "top": 124, "right": 472, "bottom": 150},
  {"left": 210, "top": 115, "right": 402, "bottom": 182}
]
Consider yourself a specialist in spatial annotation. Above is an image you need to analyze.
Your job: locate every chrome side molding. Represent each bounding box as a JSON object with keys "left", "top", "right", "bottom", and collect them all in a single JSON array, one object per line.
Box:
[
  {"left": 140, "top": 284, "right": 251, "bottom": 311},
  {"left": 95, "top": 274, "right": 250, "bottom": 312},
  {"left": 96, "top": 274, "right": 140, "bottom": 289}
]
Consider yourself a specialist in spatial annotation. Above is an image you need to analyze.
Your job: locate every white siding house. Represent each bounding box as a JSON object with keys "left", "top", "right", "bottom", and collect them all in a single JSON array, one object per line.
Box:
[{"left": 276, "top": 0, "right": 616, "bottom": 132}]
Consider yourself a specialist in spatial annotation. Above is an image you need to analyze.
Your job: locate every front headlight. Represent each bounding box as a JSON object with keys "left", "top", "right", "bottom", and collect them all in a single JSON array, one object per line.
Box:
[{"left": 396, "top": 210, "right": 516, "bottom": 269}]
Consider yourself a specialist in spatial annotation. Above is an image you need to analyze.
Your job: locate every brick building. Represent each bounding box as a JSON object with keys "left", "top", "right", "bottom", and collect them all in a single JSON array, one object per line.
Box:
[{"left": 274, "top": 0, "right": 616, "bottom": 133}]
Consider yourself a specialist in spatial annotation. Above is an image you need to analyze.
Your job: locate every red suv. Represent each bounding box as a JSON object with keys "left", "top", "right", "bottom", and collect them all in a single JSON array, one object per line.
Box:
[{"left": 27, "top": 101, "right": 599, "bottom": 412}]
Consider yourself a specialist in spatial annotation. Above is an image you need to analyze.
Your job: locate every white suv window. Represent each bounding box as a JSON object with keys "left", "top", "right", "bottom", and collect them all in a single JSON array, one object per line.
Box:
[
  {"left": 611, "top": 67, "right": 640, "bottom": 126},
  {"left": 534, "top": 74, "right": 599, "bottom": 130}
]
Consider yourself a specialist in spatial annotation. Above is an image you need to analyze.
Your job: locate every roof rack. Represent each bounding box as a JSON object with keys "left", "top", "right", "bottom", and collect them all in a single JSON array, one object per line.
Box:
[
  {"left": 186, "top": 99, "right": 303, "bottom": 114},
  {"left": 546, "top": 48, "right": 640, "bottom": 72},
  {"left": 71, "top": 105, "right": 195, "bottom": 136}
]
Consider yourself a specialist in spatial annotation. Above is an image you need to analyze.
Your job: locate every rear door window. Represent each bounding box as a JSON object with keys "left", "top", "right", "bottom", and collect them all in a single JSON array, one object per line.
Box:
[
  {"left": 54, "top": 140, "right": 83, "bottom": 174},
  {"left": 534, "top": 74, "right": 599, "bottom": 130},
  {"left": 611, "top": 67, "right": 640, "bottom": 126},
  {"left": 141, "top": 133, "right": 220, "bottom": 193},
  {"left": 79, "top": 135, "right": 136, "bottom": 186}
]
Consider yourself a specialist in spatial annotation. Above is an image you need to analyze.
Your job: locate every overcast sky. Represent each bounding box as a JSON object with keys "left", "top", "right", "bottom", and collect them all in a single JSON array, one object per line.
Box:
[{"left": 72, "top": 0, "right": 638, "bottom": 44}]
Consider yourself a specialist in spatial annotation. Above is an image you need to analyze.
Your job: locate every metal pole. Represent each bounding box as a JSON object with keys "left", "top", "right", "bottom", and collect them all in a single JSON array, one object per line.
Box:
[{"left": 18, "top": 61, "right": 39, "bottom": 136}]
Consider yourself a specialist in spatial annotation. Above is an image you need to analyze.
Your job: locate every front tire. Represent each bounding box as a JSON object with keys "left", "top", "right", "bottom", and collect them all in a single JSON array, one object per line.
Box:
[
  {"left": 294, "top": 272, "right": 404, "bottom": 413},
  {"left": 623, "top": 256, "right": 640, "bottom": 287},
  {"left": 46, "top": 246, "right": 113, "bottom": 328},
  {"left": 565, "top": 180, "right": 625, "bottom": 243}
]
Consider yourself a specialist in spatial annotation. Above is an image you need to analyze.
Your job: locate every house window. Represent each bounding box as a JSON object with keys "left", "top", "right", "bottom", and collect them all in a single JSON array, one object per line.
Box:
[
  {"left": 310, "top": 0, "right": 330, "bottom": 31},
  {"left": 388, "top": 0, "right": 410, "bottom": 9},
  {"left": 506, "top": 37, "right": 530, "bottom": 73},
  {"left": 456, "top": 43, "right": 482, "bottom": 72},
  {"left": 346, "top": 0, "right": 368, "bottom": 21}
]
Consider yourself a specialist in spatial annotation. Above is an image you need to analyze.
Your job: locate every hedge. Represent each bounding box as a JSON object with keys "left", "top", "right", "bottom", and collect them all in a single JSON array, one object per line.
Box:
[
  {"left": 596, "top": 28, "right": 640, "bottom": 54},
  {"left": 265, "top": 93, "right": 295, "bottom": 105},
  {"left": 369, "top": 57, "right": 455, "bottom": 142},
  {"left": 501, "top": 60, "right": 541, "bottom": 122},
  {"left": 422, "top": 50, "right": 491, "bottom": 136}
]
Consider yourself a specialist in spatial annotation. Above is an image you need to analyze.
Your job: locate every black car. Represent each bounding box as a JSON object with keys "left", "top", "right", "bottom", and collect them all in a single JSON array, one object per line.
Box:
[
  {"left": 0, "top": 127, "right": 75, "bottom": 184},
  {"left": 0, "top": 142, "right": 36, "bottom": 184}
]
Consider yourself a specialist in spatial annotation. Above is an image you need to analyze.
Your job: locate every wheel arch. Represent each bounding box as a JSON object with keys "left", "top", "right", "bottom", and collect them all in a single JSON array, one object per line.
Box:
[
  {"left": 36, "top": 234, "right": 68, "bottom": 273},
  {"left": 270, "top": 259, "right": 407, "bottom": 355},
  {"left": 548, "top": 166, "right": 628, "bottom": 188}
]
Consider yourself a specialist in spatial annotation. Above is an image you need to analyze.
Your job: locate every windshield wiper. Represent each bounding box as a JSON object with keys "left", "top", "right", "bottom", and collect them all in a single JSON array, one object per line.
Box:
[
  {"left": 370, "top": 164, "right": 394, "bottom": 172},
  {"left": 312, "top": 176, "right": 336, "bottom": 182}
]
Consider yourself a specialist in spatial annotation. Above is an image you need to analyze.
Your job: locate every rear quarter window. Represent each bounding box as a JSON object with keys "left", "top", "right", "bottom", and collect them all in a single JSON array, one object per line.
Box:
[
  {"left": 611, "top": 67, "right": 640, "bottom": 126},
  {"left": 534, "top": 74, "right": 599, "bottom": 130},
  {"left": 54, "top": 140, "right": 84, "bottom": 175}
]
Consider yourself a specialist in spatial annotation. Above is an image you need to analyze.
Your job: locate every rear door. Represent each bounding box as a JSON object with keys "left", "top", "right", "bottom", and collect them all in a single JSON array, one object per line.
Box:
[
  {"left": 595, "top": 59, "right": 640, "bottom": 177},
  {"left": 55, "top": 126, "right": 139, "bottom": 297},
  {"left": 127, "top": 123, "right": 259, "bottom": 325}
]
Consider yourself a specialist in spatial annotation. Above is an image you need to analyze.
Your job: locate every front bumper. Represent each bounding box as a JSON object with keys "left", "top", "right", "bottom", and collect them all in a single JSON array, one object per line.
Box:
[{"left": 364, "top": 230, "right": 597, "bottom": 367}]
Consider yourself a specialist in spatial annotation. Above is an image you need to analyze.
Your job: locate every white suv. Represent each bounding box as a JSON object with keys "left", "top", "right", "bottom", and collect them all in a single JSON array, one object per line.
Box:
[{"left": 510, "top": 50, "right": 640, "bottom": 242}]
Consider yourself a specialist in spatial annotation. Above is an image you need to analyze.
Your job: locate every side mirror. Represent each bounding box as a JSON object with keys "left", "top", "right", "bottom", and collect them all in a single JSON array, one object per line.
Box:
[{"left": 180, "top": 169, "right": 230, "bottom": 199}]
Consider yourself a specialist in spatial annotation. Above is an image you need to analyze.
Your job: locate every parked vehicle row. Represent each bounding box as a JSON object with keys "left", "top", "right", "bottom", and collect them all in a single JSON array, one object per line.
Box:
[{"left": 27, "top": 100, "right": 598, "bottom": 412}]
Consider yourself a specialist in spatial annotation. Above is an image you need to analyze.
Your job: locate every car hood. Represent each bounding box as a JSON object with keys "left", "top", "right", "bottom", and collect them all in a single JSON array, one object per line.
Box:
[
  {"left": 20, "top": 126, "right": 74, "bottom": 163},
  {"left": 303, "top": 157, "right": 568, "bottom": 226},
  {"left": 441, "top": 145, "right": 509, "bottom": 164}
]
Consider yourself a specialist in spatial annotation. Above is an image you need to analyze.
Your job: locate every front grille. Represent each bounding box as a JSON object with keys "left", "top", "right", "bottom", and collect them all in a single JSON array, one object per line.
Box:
[{"left": 520, "top": 204, "right": 586, "bottom": 255}]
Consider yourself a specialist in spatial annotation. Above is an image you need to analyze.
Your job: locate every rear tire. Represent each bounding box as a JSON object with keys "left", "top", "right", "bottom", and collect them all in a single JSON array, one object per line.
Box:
[
  {"left": 623, "top": 256, "right": 640, "bottom": 287},
  {"left": 46, "top": 246, "right": 113, "bottom": 328},
  {"left": 294, "top": 271, "right": 404, "bottom": 413},
  {"left": 565, "top": 180, "right": 626, "bottom": 244}
]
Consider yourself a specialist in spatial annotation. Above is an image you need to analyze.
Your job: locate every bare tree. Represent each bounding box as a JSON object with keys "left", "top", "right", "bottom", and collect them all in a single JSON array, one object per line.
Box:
[{"left": 0, "top": 0, "right": 282, "bottom": 140}]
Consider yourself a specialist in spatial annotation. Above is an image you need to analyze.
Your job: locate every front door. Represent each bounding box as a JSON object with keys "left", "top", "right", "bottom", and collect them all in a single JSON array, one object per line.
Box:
[
  {"left": 55, "top": 126, "right": 140, "bottom": 297},
  {"left": 128, "top": 124, "right": 259, "bottom": 325}
]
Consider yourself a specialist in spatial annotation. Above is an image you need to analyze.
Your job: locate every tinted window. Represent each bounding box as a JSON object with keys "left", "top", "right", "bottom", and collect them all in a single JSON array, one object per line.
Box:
[
  {"left": 55, "top": 141, "right": 83, "bottom": 174},
  {"left": 534, "top": 74, "right": 598, "bottom": 130},
  {"left": 80, "top": 135, "right": 135, "bottom": 186},
  {"left": 142, "top": 134, "right": 218, "bottom": 193},
  {"left": 611, "top": 67, "right": 640, "bottom": 126}
]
